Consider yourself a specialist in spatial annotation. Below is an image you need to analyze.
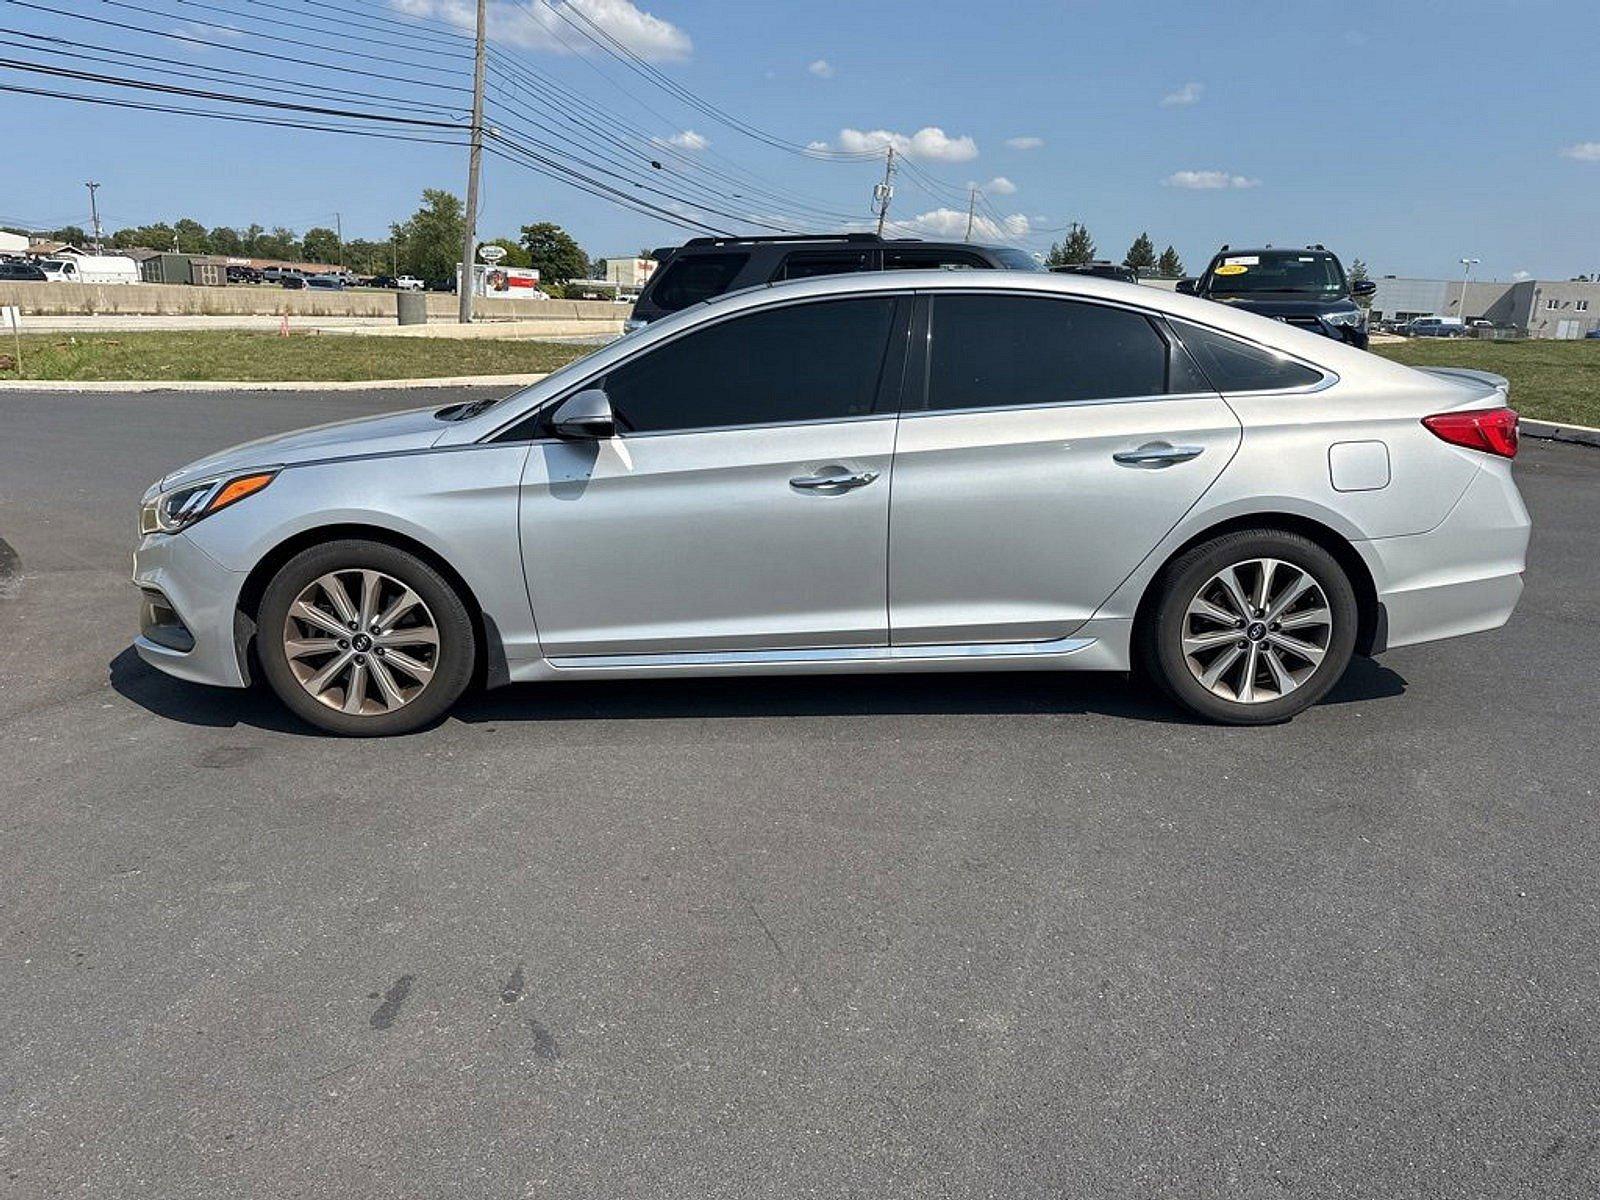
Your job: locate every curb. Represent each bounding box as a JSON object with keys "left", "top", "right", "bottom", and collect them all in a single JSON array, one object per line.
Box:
[
  {"left": 1522, "top": 418, "right": 1600, "bottom": 448},
  {"left": 0, "top": 373, "right": 548, "bottom": 394}
]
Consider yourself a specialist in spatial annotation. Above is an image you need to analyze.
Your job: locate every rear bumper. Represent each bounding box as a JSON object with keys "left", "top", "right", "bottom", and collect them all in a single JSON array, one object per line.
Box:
[
  {"left": 1356, "top": 461, "right": 1530, "bottom": 649},
  {"left": 131, "top": 531, "right": 250, "bottom": 688}
]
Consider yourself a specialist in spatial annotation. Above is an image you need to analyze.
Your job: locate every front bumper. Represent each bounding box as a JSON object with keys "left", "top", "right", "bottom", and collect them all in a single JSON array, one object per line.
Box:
[{"left": 131, "top": 531, "right": 251, "bottom": 688}]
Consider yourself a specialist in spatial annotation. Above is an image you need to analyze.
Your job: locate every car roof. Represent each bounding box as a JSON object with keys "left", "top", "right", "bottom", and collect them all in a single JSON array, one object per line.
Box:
[{"left": 1211, "top": 247, "right": 1337, "bottom": 258}]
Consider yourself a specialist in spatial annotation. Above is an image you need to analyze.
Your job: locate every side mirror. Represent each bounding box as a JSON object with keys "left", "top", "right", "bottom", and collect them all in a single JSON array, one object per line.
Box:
[
  {"left": 549, "top": 388, "right": 617, "bottom": 439},
  {"left": 1352, "top": 279, "right": 1377, "bottom": 297},
  {"left": 1175, "top": 277, "right": 1198, "bottom": 295}
]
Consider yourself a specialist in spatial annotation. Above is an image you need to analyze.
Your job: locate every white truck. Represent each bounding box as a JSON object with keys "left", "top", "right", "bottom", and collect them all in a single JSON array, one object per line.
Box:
[
  {"left": 395, "top": 275, "right": 425, "bottom": 291},
  {"left": 37, "top": 255, "right": 141, "bottom": 285}
]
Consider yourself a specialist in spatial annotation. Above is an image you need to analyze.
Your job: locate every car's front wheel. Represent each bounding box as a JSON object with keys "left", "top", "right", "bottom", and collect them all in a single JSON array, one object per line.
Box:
[
  {"left": 256, "top": 539, "right": 476, "bottom": 735},
  {"left": 1139, "top": 529, "right": 1358, "bottom": 725}
]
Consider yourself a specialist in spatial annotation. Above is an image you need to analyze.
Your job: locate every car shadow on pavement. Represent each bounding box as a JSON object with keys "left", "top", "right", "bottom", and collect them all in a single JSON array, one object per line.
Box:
[{"left": 110, "top": 646, "right": 1407, "bottom": 733}]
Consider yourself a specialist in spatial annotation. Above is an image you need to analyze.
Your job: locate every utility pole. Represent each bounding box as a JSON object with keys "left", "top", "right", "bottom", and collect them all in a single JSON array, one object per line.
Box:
[
  {"left": 457, "top": 0, "right": 487, "bottom": 323},
  {"left": 873, "top": 146, "right": 896, "bottom": 236},
  {"left": 84, "top": 181, "right": 103, "bottom": 252},
  {"left": 334, "top": 211, "right": 344, "bottom": 269},
  {"left": 964, "top": 187, "right": 977, "bottom": 242}
]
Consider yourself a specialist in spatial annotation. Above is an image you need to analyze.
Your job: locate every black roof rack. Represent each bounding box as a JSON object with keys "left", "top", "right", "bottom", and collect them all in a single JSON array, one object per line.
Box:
[{"left": 679, "top": 232, "right": 891, "bottom": 248}]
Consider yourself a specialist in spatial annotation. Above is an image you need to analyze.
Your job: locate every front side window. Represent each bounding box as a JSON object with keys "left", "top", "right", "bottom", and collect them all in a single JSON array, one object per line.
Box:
[
  {"left": 602, "top": 297, "right": 899, "bottom": 434},
  {"left": 923, "top": 294, "right": 1170, "bottom": 412},
  {"left": 773, "top": 251, "right": 873, "bottom": 281},
  {"left": 1169, "top": 319, "right": 1325, "bottom": 393},
  {"left": 647, "top": 253, "right": 749, "bottom": 312}
]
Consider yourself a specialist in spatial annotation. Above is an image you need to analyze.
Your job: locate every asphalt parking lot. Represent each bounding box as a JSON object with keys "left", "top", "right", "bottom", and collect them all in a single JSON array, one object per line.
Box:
[{"left": 2, "top": 387, "right": 1598, "bottom": 1198}]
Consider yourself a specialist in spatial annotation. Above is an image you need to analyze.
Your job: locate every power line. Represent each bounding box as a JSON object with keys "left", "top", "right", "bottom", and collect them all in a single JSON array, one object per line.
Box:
[{"left": 2, "top": 0, "right": 471, "bottom": 93}]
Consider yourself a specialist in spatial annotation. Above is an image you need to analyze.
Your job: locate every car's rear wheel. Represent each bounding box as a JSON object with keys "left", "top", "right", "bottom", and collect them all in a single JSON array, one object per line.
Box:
[
  {"left": 257, "top": 539, "right": 475, "bottom": 736},
  {"left": 1138, "top": 530, "right": 1358, "bottom": 725}
]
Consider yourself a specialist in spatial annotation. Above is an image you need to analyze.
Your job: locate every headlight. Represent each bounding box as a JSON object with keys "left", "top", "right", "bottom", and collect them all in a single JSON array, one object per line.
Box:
[
  {"left": 1323, "top": 308, "right": 1367, "bottom": 328},
  {"left": 139, "top": 470, "right": 277, "bottom": 535}
]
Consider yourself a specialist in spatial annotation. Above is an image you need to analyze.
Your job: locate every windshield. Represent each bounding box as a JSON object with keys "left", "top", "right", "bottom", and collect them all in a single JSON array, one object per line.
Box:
[{"left": 1206, "top": 251, "right": 1344, "bottom": 296}]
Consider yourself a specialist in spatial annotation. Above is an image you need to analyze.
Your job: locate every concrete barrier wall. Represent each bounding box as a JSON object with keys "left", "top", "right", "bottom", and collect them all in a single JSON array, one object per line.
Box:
[{"left": 0, "top": 281, "right": 627, "bottom": 322}]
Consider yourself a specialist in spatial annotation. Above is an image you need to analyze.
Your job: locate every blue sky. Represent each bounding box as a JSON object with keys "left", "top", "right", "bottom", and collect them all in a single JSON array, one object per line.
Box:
[{"left": 5, "top": 0, "right": 1597, "bottom": 280}]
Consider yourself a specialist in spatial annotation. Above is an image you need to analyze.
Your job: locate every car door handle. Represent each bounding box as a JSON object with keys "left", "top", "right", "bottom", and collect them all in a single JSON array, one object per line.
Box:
[
  {"left": 789, "top": 468, "right": 880, "bottom": 492},
  {"left": 1113, "top": 442, "right": 1205, "bottom": 468}
]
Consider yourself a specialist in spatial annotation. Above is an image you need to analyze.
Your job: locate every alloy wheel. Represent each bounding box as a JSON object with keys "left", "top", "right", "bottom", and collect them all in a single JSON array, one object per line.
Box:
[
  {"left": 281, "top": 569, "right": 440, "bottom": 716},
  {"left": 1180, "top": 558, "right": 1333, "bottom": 704}
]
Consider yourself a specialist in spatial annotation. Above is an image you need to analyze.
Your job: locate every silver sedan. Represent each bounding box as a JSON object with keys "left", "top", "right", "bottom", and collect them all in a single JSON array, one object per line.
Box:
[{"left": 133, "top": 271, "right": 1529, "bottom": 734}]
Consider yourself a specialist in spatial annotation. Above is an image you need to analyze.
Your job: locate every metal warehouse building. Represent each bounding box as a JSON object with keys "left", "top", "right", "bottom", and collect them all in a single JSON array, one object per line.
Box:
[{"left": 1370, "top": 276, "right": 1600, "bottom": 338}]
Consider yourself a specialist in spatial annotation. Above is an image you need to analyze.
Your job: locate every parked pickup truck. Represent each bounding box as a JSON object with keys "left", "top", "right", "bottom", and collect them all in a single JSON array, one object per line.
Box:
[{"left": 395, "top": 276, "right": 425, "bottom": 291}]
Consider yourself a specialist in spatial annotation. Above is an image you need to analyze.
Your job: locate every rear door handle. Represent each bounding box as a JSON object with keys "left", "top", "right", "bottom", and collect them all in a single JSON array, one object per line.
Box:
[
  {"left": 1113, "top": 442, "right": 1205, "bottom": 468},
  {"left": 789, "top": 468, "right": 880, "bottom": 492}
]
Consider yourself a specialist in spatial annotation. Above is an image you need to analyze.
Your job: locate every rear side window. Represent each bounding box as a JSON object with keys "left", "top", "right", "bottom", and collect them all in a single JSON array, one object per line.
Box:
[
  {"left": 884, "top": 249, "right": 986, "bottom": 271},
  {"left": 603, "top": 297, "right": 899, "bottom": 434},
  {"left": 1169, "top": 319, "right": 1325, "bottom": 393},
  {"left": 647, "top": 253, "right": 748, "bottom": 312},
  {"left": 923, "top": 294, "right": 1169, "bottom": 412},
  {"left": 773, "top": 251, "right": 873, "bottom": 281}
]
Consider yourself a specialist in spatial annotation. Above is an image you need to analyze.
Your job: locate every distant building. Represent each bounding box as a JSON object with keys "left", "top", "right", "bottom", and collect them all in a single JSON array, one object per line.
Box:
[
  {"left": 602, "top": 257, "right": 657, "bottom": 288},
  {"left": 1370, "top": 276, "right": 1600, "bottom": 338}
]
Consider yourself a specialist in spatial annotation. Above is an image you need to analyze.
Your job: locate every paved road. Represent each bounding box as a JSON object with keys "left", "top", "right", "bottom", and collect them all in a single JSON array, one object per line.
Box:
[{"left": 2, "top": 388, "right": 1597, "bottom": 1199}]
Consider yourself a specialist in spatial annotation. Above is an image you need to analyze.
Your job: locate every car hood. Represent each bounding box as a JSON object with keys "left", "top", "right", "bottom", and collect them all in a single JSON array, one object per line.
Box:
[
  {"left": 159, "top": 405, "right": 448, "bottom": 491},
  {"left": 1208, "top": 295, "right": 1357, "bottom": 318}
]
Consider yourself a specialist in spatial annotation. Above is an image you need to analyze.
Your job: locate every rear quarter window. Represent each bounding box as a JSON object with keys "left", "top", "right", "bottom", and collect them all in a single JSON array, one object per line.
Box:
[
  {"left": 646, "top": 253, "right": 749, "bottom": 312},
  {"left": 1169, "top": 319, "right": 1325, "bottom": 393}
]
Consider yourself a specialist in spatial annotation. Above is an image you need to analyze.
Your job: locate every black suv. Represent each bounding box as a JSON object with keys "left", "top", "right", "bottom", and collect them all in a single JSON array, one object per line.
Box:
[
  {"left": 627, "top": 233, "right": 1041, "bottom": 328},
  {"left": 1177, "top": 245, "right": 1376, "bottom": 349}
]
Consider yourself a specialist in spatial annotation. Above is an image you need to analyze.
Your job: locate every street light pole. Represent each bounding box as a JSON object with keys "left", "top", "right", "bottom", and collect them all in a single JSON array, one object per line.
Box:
[
  {"left": 964, "top": 187, "right": 977, "bottom": 242},
  {"left": 457, "top": 0, "right": 487, "bottom": 323},
  {"left": 1458, "top": 256, "right": 1480, "bottom": 323}
]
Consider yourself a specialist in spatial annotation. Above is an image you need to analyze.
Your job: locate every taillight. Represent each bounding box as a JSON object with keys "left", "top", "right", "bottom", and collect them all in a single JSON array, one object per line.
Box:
[{"left": 1422, "top": 406, "right": 1519, "bottom": 459}]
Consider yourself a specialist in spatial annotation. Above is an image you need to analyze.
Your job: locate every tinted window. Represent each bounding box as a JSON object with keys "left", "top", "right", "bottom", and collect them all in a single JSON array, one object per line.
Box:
[
  {"left": 990, "top": 248, "right": 1047, "bottom": 271},
  {"left": 603, "top": 297, "right": 898, "bottom": 434},
  {"left": 1169, "top": 319, "right": 1324, "bottom": 393},
  {"left": 774, "top": 251, "right": 873, "bottom": 280},
  {"left": 648, "top": 253, "right": 749, "bottom": 312},
  {"left": 924, "top": 295, "right": 1169, "bottom": 411},
  {"left": 884, "top": 249, "right": 985, "bottom": 271}
]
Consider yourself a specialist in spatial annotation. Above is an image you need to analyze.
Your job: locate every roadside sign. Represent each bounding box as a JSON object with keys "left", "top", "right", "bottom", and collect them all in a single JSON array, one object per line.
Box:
[{"left": 478, "top": 244, "right": 507, "bottom": 264}]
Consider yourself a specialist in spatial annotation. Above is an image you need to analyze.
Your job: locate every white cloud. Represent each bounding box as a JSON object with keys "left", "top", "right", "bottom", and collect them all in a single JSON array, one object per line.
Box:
[
  {"left": 1004, "top": 136, "right": 1043, "bottom": 151},
  {"left": 391, "top": 0, "right": 691, "bottom": 62},
  {"left": 900, "top": 207, "right": 1030, "bottom": 241},
  {"left": 1560, "top": 142, "right": 1600, "bottom": 161},
  {"left": 1512, "top": 270, "right": 1532, "bottom": 281},
  {"left": 805, "top": 140, "right": 830, "bottom": 151},
  {"left": 807, "top": 58, "right": 834, "bottom": 78},
  {"left": 656, "top": 129, "right": 708, "bottom": 151},
  {"left": 1163, "top": 169, "right": 1260, "bottom": 190},
  {"left": 1160, "top": 81, "right": 1204, "bottom": 108},
  {"left": 831, "top": 126, "right": 979, "bottom": 162},
  {"left": 982, "top": 176, "right": 1017, "bottom": 195}
]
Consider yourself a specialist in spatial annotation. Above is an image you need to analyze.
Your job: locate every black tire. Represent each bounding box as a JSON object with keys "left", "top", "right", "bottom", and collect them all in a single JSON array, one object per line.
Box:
[
  {"left": 1137, "top": 529, "right": 1358, "bottom": 725},
  {"left": 256, "top": 539, "right": 476, "bottom": 736}
]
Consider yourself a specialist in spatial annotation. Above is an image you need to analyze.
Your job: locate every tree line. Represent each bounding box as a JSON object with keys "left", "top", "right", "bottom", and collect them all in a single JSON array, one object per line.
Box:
[
  {"left": 4, "top": 189, "right": 599, "bottom": 284},
  {"left": 1043, "top": 223, "right": 1185, "bottom": 278}
]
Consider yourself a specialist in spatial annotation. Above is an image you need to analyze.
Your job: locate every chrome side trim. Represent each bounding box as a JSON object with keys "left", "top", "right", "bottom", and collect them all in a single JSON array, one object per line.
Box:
[{"left": 546, "top": 634, "right": 1097, "bottom": 671}]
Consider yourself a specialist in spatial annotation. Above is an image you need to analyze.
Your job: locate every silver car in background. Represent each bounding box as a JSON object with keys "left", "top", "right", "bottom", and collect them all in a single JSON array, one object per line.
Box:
[{"left": 133, "top": 271, "right": 1529, "bottom": 734}]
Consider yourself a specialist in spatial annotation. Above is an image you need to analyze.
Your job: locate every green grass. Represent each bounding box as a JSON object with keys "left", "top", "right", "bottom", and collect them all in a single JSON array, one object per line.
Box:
[
  {"left": 1373, "top": 338, "right": 1600, "bottom": 427},
  {"left": 0, "top": 331, "right": 592, "bottom": 383}
]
